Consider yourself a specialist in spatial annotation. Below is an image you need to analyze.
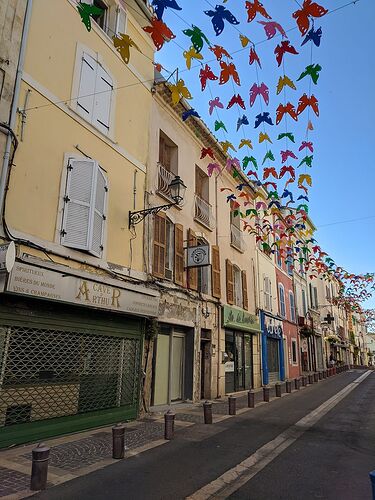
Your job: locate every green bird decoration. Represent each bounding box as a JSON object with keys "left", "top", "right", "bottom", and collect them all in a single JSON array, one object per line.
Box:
[
  {"left": 243, "top": 156, "right": 258, "bottom": 170},
  {"left": 246, "top": 209, "right": 258, "bottom": 217},
  {"left": 277, "top": 132, "right": 295, "bottom": 143},
  {"left": 182, "top": 25, "right": 210, "bottom": 54},
  {"left": 297, "top": 64, "right": 322, "bottom": 85},
  {"left": 297, "top": 204, "right": 309, "bottom": 213},
  {"left": 214, "top": 120, "right": 227, "bottom": 133},
  {"left": 77, "top": 2, "right": 103, "bottom": 32},
  {"left": 298, "top": 155, "right": 313, "bottom": 168},
  {"left": 262, "top": 150, "right": 275, "bottom": 164},
  {"left": 267, "top": 191, "right": 279, "bottom": 200}
]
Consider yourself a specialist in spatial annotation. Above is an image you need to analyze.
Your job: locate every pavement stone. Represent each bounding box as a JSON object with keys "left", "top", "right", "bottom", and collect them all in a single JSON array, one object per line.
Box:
[{"left": 0, "top": 466, "right": 30, "bottom": 497}]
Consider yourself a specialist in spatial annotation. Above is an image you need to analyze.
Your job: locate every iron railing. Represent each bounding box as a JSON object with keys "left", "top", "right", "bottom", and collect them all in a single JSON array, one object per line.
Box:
[
  {"left": 194, "top": 195, "right": 215, "bottom": 229},
  {"left": 230, "top": 224, "right": 245, "bottom": 252}
]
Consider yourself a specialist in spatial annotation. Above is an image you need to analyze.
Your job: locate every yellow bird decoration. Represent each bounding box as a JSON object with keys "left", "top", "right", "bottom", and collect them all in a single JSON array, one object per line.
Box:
[
  {"left": 276, "top": 75, "right": 296, "bottom": 95},
  {"left": 259, "top": 132, "right": 272, "bottom": 144},
  {"left": 298, "top": 174, "right": 312, "bottom": 187},
  {"left": 239, "top": 138, "right": 253, "bottom": 149},
  {"left": 239, "top": 34, "right": 251, "bottom": 48},
  {"left": 183, "top": 46, "right": 204, "bottom": 70},
  {"left": 167, "top": 79, "right": 192, "bottom": 106},
  {"left": 113, "top": 34, "right": 140, "bottom": 64},
  {"left": 220, "top": 140, "right": 237, "bottom": 154}
]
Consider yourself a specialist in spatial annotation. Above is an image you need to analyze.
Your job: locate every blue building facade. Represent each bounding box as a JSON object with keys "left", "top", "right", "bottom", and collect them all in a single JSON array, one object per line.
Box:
[{"left": 260, "top": 311, "right": 285, "bottom": 385}]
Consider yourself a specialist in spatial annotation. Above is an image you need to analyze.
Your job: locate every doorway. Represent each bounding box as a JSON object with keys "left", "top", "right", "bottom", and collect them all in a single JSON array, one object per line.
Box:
[
  {"left": 225, "top": 330, "right": 253, "bottom": 393},
  {"left": 267, "top": 337, "right": 280, "bottom": 383},
  {"left": 200, "top": 329, "right": 211, "bottom": 399}
]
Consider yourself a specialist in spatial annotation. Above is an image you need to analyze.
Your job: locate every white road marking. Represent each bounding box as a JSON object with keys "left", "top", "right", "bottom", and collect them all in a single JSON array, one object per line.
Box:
[{"left": 186, "top": 371, "right": 372, "bottom": 500}]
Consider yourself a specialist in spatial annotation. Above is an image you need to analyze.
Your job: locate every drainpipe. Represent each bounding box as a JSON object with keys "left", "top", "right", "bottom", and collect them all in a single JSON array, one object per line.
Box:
[
  {"left": 215, "top": 174, "right": 221, "bottom": 398},
  {"left": 0, "top": 0, "right": 33, "bottom": 236}
]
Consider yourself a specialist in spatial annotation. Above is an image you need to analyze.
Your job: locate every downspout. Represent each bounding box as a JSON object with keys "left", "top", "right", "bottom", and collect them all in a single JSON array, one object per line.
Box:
[
  {"left": 215, "top": 174, "right": 221, "bottom": 398},
  {"left": 0, "top": 0, "right": 33, "bottom": 237}
]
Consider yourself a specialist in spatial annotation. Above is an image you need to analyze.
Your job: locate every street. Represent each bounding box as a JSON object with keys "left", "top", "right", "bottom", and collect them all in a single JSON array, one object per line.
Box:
[{"left": 34, "top": 370, "right": 375, "bottom": 500}]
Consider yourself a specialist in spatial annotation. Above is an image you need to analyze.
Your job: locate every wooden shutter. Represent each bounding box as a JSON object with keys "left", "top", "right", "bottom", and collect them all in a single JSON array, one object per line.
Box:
[
  {"left": 242, "top": 271, "right": 248, "bottom": 310},
  {"left": 77, "top": 53, "right": 96, "bottom": 119},
  {"left": 61, "top": 158, "right": 96, "bottom": 252},
  {"left": 93, "top": 64, "right": 113, "bottom": 134},
  {"left": 153, "top": 213, "right": 166, "bottom": 278},
  {"left": 91, "top": 167, "right": 107, "bottom": 257},
  {"left": 174, "top": 224, "right": 184, "bottom": 286},
  {"left": 159, "top": 135, "right": 171, "bottom": 170},
  {"left": 226, "top": 259, "right": 234, "bottom": 305},
  {"left": 187, "top": 228, "right": 198, "bottom": 290},
  {"left": 211, "top": 246, "right": 221, "bottom": 299}
]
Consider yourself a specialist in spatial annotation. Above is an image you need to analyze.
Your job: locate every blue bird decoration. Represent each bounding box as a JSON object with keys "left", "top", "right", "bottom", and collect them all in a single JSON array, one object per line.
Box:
[
  {"left": 281, "top": 189, "right": 295, "bottom": 203},
  {"left": 236, "top": 114, "right": 249, "bottom": 131},
  {"left": 254, "top": 112, "right": 273, "bottom": 128},
  {"left": 152, "top": 0, "right": 182, "bottom": 20},
  {"left": 297, "top": 194, "right": 310, "bottom": 202},
  {"left": 301, "top": 26, "right": 322, "bottom": 47},
  {"left": 204, "top": 5, "right": 240, "bottom": 36},
  {"left": 182, "top": 109, "right": 200, "bottom": 121}
]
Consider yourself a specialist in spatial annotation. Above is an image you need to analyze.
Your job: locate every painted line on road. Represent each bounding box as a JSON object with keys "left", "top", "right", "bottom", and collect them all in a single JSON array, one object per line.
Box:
[{"left": 186, "top": 370, "right": 372, "bottom": 500}]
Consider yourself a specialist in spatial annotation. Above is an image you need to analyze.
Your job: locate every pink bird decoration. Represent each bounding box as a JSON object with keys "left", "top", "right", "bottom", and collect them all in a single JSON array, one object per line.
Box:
[
  {"left": 207, "top": 162, "right": 221, "bottom": 176},
  {"left": 299, "top": 141, "right": 314, "bottom": 152},
  {"left": 258, "top": 20, "right": 287, "bottom": 39},
  {"left": 280, "top": 150, "right": 298, "bottom": 162},
  {"left": 226, "top": 157, "right": 241, "bottom": 172},
  {"left": 249, "top": 82, "right": 269, "bottom": 107},
  {"left": 208, "top": 97, "right": 224, "bottom": 115},
  {"left": 256, "top": 201, "right": 267, "bottom": 210}
]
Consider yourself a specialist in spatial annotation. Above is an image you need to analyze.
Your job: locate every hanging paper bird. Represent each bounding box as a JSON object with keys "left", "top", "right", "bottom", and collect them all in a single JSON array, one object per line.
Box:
[
  {"left": 297, "top": 204, "right": 309, "bottom": 213},
  {"left": 274, "top": 41, "right": 299, "bottom": 67},
  {"left": 262, "top": 150, "right": 275, "bottom": 164},
  {"left": 276, "top": 75, "right": 296, "bottom": 94},
  {"left": 298, "top": 184, "right": 309, "bottom": 195},
  {"left": 152, "top": 0, "right": 182, "bottom": 20},
  {"left": 278, "top": 132, "right": 295, "bottom": 143},
  {"left": 243, "top": 156, "right": 258, "bottom": 169},
  {"left": 210, "top": 45, "right": 232, "bottom": 61},
  {"left": 113, "top": 34, "right": 140, "bottom": 64},
  {"left": 298, "top": 194, "right": 310, "bottom": 202},
  {"left": 297, "top": 94, "right": 319, "bottom": 116},
  {"left": 143, "top": 18, "right": 175, "bottom": 51},
  {"left": 297, "top": 64, "right": 322, "bottom": 85},
  {"left": 259, "top": 132, "right": 272, "bottom": 144},
  {"left": 240, "top": 35, "right": 251, "bottom": 48},
  {"left": 219, "top": 61, "right": 241, "bottom": 86},
  {"left": 215, "top": 120, "right": 228, "bottom": 132},
  {"left": 299, "top": 141, "right": 314, "bottom": 153},
  {"left": 237, "top": 115, "right": 249, "bottom": 131},
  {"left": 153, "top": 62, "right": 165, "bottom": 73},
  {"left": 263, "top": 181, "right": 278, "bottom": 191},
  {"left": 258, "top": 21, "right": 286, "bottom": 39},
  {"left": 247, "top": 170, "right": 259, "bottom": 179},
  {"left": 209, "top": 97, "right": 224, "bottom": 115},
  {"left": 281, "top": 189, "right": 295, "bottom": 203},
  {"left": 227, "top": 194, "right": 237, "bottom": 203},
  {"left": 298, "top": 174, "right": 312, "bottom": 186},
  {"left": 254, "top": 112, "right": 273, "bottom": 128},
  {"left": 267, "top": 188, "right": 279, "bottom": 198},
  {"left": 279, "top": 165, "right": 296, "bottom": 179},
  {"left": 301, "top": 26, "right": 322, "bottom": 47},
  {"left": 245, "top": 0, "right": 271, "bottom": 22},
  {"left": 201, "top": 147, "right": 215, "bottom": 160},
  {"left": 182, "top": 108, "right": 200, "bottom": 121},
  {"left": 307, "top": 120, "right": 314, "bottom": 131},
  {"left": 226, "top": 157, "right": 241, "bottom": 171},
  {"left": 167, "top": 79, "right": 192, "bottom": 105},
  {"left": 204, "top": 5, "right": 240, "bottom": 36},
  {"left": 199, "top": 64, "right": 218, "bottom": 91},
  {"left": 77, "top": 2, "right": 103, "bottom": 32},
  {"left": 249, "top": 83, "right": 269, "bottom": 107},
  {"left": 220, "top": 141, "right": 236, "bottom": 153},
  {"left": 239, "top": 139, "right": 253, "bottom": 149},
  {"left": 281, "top": 150, "right": 298, "bottom": 162},
  {"left": 183, "top": 46, "right": 203, "bottom": 70},
  {"left": 298, "top": 155, "right": 314, "bottom": 168},
  {"left": 182, "top": 25, "right": 210, "bottom": 53},
  {"left": 293, "top": 0, "right": 328, "bottom": 36},
  {"left": 227, "top": 94, "right": 246, "bottom": 110},
  {"left": 249, "top": 47, "right": 261, "bottom": 68},
  {"left": 207, "top": 162, "right": 221, "bottom": 176},
  {"left": 276, "top": 103, "right": 298, "bottom": 124}
]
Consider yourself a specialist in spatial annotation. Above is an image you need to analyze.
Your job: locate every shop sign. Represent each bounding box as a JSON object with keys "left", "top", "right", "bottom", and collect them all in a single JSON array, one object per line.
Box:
[
  {"left": 7, "top": 262, "right": 160, "bottom": 317},
  {"left": 187, "top": 245, "right": 210, "bottom": 268},
  {"left": 224, "top": 361, "right": 234, "bottom": 373},
  {"left": 0, "top": 242, "right": 15, "bottom": 272},
  {"left": 222, "top": 305, "right": 261, "bottom": 333},
  {"left": 264, "top": 317, "right": 283, "bottom": 339}
]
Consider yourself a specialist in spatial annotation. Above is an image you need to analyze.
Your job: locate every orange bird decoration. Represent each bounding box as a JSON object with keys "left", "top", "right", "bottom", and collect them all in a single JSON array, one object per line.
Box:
[
  {"left": 143, "top": 18, "right": 175, "bottom": 51},
  {"left": 276, "top": 103, "right": 298, "bottom": 124},
  {"left": 297, "top": 94, "right": 319, "bottom": 117},
  {"left": 293, "top": 0, "right": 328, "bottom": 36},
  {"left": 219, "top": 61, "right": 241, "bottom": 86}
]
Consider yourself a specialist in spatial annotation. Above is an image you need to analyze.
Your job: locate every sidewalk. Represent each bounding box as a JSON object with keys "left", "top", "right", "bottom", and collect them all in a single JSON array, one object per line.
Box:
[{"left": 0, "top": 372, "right": 345, "bottom": 499}]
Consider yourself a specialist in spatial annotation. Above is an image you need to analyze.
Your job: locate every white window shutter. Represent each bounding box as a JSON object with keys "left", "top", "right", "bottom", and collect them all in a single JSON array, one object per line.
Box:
[
  {"left": 116, "top": 5, "right": 127, "bottom": 35},
  {"left": 90, "top": 167, "right": 107, "bottom": 257},
  {"left": 61, "top": 158, "right": 96, "bottom": 251},
  {"left": 77, "top": 53, "right": 96, "bottom": 119},
  {"left": 93, "top": 65, "right": 113, "bottom": 134}
]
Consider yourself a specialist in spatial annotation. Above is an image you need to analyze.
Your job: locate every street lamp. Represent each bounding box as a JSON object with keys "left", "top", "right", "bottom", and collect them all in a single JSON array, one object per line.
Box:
[{"left": 129, "top": 175, "right": 186, "bottom": 228}]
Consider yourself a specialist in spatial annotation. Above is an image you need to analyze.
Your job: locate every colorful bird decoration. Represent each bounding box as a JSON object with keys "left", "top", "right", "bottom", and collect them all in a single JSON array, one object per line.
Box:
[
  {"left": 297, "top": 94, "right": 319, "bottom": 116},
  {"left": 276, "top": 103, "right": 298, "bottom": 124},
  {"left": 237, "top": 115, "right": 249, "bottom": 131},
  {"left": 301, "top": 26, "right": 323, "bottom": 47},
  {"left": 182, "top": 25, "right": 210, "bottom": 53},
  {"left": 227, "top": 94, "right": 246, "bottom": 110},
  {"left": 204, "top": 5, "right": 240, "bottom": 36},
  {"left": 239, "top": 139, "right": 253, "bottom": 149},
  {"left": 112, "top": 34, "right": 140, "bottom": 64},
  {"left": 143, "top": 18, "right": 175, "bottom": 51},
  {"left": 182, "top": 108, "right": 200, "bottom": 121},
  {"left": 183, "top": 47, "right": 203, "bottom": 70},
  {"left": 298, "top": 155, "right": 314, "bottom": 168},
  {"left": 262, "top": 150, "right": 275, "bottom": 164},
  {"left": 210, "top": 45, "right": 232, "bottom": 61},
  {"left": 215, "top": 120, "right": 228, "bottom": 132},
  {"left": 245, "top": 0, "right": 271, "bottom": 22},
  {"left": 254, "top": 112, "right": 273, "bottom": 128},
  {"left": 276, "top": 75, "right": 296, "bottom": 94},
  {"left": 249, "top": 47, "right": 261, "bottom": 67},
  {"left": 219, "top": 62, "right": 241, "bottom": 86},
  {"left": 259, "top": 132, "right": 272, "bottom": 144},
  {"left": 207, "top": 162, "right": 221, "bottom": 176},
  {"left": 299, "top": 141, "right": 314, "bottom": 153},
  {"left": 151, "top": 0, "right": 182, "bottom": 20},
  {"left": 278, "top": 132, "right": 295, "bottom": 143},
  {"left": 297, "top": 64, "right": 322, "bottom": 84},
  {"left": 199, "top": 64, "right": 218, "bottom": 91},
  {"left": 258, "top": 21, "right": 286, "bottom": 39},
  {"left": 201, "top": 147, "right": 215, "bottom": 160},
  {"left": 220, "top": 141, "right": 236, "bottom": 154},
  {"left": 243, "top": 156, "right": 258, "bottom": 169},
  {"left": 249, "top": 83, "right": 269, "bottom": 107},
  {"left": 209, "top": 97, "right": 224, "bottom": 115},
  {"left": 77, "top": 2, "right": 103, "bottom": 31},
  {"left": 281, "top": 150, "right": 298, "bottom": 162},
  {"left": 167, "top": 79, "right": 192, "bottom": 106},
  {"left": 292, "top": 0, "right": 328, "bottom": 36},
  {"left": 274, "top": 41, "right": 299, "bottom": 66}
]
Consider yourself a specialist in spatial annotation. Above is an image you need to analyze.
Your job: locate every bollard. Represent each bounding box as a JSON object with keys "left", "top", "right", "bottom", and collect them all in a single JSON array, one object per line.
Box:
[
  {"left": 263, "top": 386, "right": 270, "bottom": 402},
  {"left": 369, "top": 470, "right": 375, "bottom": 500},
  {"left": 333, "top": 366, "right": 337, "bottom": 375},
  {"left": 164, "top": 410, "right": 175, "bottom": 440},
  {"left": 203, "top": 401, "right": 213, "bottom": 424},
  {"left": 275, "top": 383, "right": 282, "bottom": 397},
  {"left": 30, "top": 443, "right": 50, "bottom": 491},
  {"left": 286, "top": 380, "right": 292, "bottom": 393},
  {"left": 314, "top": 372, "right": 319, "bottom": 383},
  {"left": 228, "top": 395, "right": 237, "bottom": 415},
  {"left": 112, "top": 423, "right": 125, "bottom": 459},
  {"left": 295, "top": 378, "right": 300, "bottom": 390},
  {"left": 318, "top": 371, "right": 323, "bottom": 380},
  {"left": 247, "top": 390, "right": 255, "bottom": 409},
  {"left": 308, "top": 374, "right": 314, "bottom": 384},
  {"left": 302, "top": 375, "right": 307, "bottom": 387}
]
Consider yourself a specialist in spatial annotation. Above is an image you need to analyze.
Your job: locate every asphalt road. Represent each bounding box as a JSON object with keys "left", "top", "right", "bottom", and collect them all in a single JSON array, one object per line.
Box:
[{"left": 34, "top": 370, "right": 375, "bottom": 500}]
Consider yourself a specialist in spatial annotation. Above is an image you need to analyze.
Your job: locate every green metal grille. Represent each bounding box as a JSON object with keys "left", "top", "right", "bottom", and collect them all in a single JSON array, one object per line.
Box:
[{"left": 0, "top": 326, "right": 141, "bottom": 427}]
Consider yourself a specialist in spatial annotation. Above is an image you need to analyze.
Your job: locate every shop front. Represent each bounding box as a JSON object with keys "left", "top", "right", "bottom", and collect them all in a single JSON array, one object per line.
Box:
[
  {"left": 0, "top": 261, "right": 159, "bottom": 448},
  {"left": 222, "top": 306, "right": 261, "bottom": 394},
  {"left": 261, "top": 313, "right": 285, "bottom": 385}
]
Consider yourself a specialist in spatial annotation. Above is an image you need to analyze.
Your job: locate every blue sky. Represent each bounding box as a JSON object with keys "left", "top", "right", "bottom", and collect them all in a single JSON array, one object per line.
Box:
[{"left": 155, "top": 0, "right": 375, "bottom": 308}]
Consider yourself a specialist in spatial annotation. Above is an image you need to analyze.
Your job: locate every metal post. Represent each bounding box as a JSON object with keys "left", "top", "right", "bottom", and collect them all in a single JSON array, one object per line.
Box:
[
  {"left": 30, "top": 443, "right": 50, "bottom": 491},
  {"left": 318, "top": 371, "right": 323, "bottom": 380},
  {"left": 228, "top": 395, "right": 237, "bottom": 415},
  {"left": 112, "top": 423, "right": 125, "bottom": 459},
  {"left": 247, "top": 390, "right": 255, "bottom": 408},
  {"left": 302, "top": 376, "right": 307, "bottom": 387},
  {"left": 286, "top": 380, "right": 292, "bottom": 393},
  {"left": 369, "top": 470, "right": 375, "bottom": 500},
  {"left": 308, "top": 373, "right": 314, "bottom": 384},
  {"left": 263, "top": 386, "right": 270, "bottom": 402},
  {"left": 164, "top": 410, "right": 175, "bottom": 440},
  {"left": 203, "top": 401, "right": 213, "bottom": 424},
  {"left": 314, "top": 372, "right": 319, "bottom": 383},
  {"left": 323, "top": 370, "right": 327, "bottom": 378},
  {"left": 275, "top": 383, "right": 282, "bottom": 397},
  {"left": 294, "top": 378, "right": 300, "bottom": 390}
]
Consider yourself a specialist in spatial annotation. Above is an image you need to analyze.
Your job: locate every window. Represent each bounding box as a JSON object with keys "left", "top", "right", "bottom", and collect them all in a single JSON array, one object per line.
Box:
[
  {"left": 233, "top": 266, "right": 243, "bottom": 308},
  {"left": 76, "top": 52, "right": 113, "bottom": 135},
  {"left": 195, "top": 166, "right": 209, "bottom": 203},
  {"left": 301, "top": 289, "right": 307, "bottom": 316},
  {"left": 61, "top": 158, "right": 107, "bottom": 258},
  {"left": 230, "top": 204, "right": 244, "bottom": 252},
  {"left": 264, "top": 276, "right": 272, "bottom": 312},
  {"left": 278, "top": 284, "right": 286, "bottom": 318},
  {"left": 195, "top": 166, "right": 214, "bottom": 229},
  {"left": 197, "top": 238, "right": 210, "bottom": 295},
  {"left": 289, "top": 292, "right": 296, "bottom": 322},
  {"left": 86, "top": 0, "right": 127, "bottom": 36},
  {"left": 275, "top": 239, "right": 282, "bottom": 267},
  {"left": 159, "top": 132, "right": 178, "bottom": 174},
  {"left": 286, "top": 249, "right": 293, "bottom": 276},
  {"left": 91, "top": 0, "right": 108, "bottom": 31},
  {"left": 165, "top": 219, "right": 174, "bottom": 280},
  {"left": 309, "top": 283, "right": 318, "bottom": 309},
  {"left": 211, "top": 246, "right": 221, "bottom": 299},
  {"left": 291, "top": 339, "right": 298, "bottom": 364}
]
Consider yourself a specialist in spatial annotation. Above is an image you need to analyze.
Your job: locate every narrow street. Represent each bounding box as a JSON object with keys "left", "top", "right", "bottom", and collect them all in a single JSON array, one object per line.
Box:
[{"left": 33, "top": 370, "right": 375, "bottom": 500}]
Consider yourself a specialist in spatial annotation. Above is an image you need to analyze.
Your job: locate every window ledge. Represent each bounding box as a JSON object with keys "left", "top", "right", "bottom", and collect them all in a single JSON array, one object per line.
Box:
[
  {"left": 230, "top": 242, "right": 245, "bottom": 254},
  {"left": 194, "top": 217, "right": 214, "bottom": 232}
]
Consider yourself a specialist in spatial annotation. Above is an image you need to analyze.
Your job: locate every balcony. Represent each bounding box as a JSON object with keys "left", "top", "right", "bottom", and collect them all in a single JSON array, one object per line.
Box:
[
  {"left": 157, "top": 163, "right": 176, "bottom": 203},
  {"left": 230, "top": 224, "right": 245, "bottom": 252},
  {"left": 194, "top": 195, "right": 215, "bottom": 230}
]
